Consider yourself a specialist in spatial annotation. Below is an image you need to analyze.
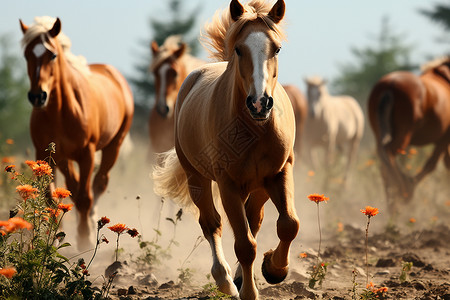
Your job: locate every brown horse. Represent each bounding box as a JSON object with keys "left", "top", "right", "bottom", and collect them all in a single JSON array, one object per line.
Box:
[
  {"left": 282, "top": 84, "right": 307, "bottom": 156},
  {"left": 368, "top": 57, "right": 450, "bottom": 211},
  {"left": 20, "top": 17, "right": 134, "bottom": 248},
  {"left": 149, "top": 36, "right": 205, "bottom": 155},
  {"left": 153, "top": 0, "right": 299, "bottom": 299}
]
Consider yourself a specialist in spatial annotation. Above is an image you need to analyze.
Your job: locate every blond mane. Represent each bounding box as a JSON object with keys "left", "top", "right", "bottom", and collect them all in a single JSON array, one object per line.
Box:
[
  {"left": 21, "top": 16, "right": 91, "bottom": 75},
  {"left": 150, "top": 35, "right": 188, "bottom": 72},
  {"left": 201, "top": 0, "right": 286, "bottom": 62},
  {"left": 420, "top": 56, "right": 450, "bottom": 73}
]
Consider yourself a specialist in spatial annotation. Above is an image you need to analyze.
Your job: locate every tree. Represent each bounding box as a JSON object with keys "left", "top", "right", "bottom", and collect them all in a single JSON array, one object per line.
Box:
[
  {"left": 331, "top": 16, "right": 416, "bottom": 108},
  {"left": 0, "top": 34, "right": 31, "bottom": 148},
  {"left": 420, "top": 2, "right": 450, "bottom": 46},
  {"left": 128, "top": 0, "right": 201, "bottom": 134}
]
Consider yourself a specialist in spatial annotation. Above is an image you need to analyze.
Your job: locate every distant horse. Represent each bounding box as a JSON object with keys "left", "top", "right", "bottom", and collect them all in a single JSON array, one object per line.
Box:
[
  {"left": 153, "top": 0, "right": 299, "bottom": 299},
  {"left": 149, "top": 36, "right": 205, "bottom": 155},
  {"left": 20, "top": 17, "right": 134, "bottom": 248},
  {"left": 282, "top": 84, "right": 308, "bottom": 156},
  {"left": 303, "top": 76, "right": 364, "bottom": 185},
  {"left": 368, "top": 57, "right": 450, "bottom": 210}
]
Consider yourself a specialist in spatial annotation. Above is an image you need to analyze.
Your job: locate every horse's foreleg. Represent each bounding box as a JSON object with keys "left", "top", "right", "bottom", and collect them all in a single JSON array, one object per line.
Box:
[
  {"left": 58, "top": 159, "right": 79, "bottom": 199},
  {"left": 234, "top": 189, "right": 269, "bottom": 290},
  {"left": 93, "top": 139, "right": 123, "bottom": 204},
  {"left": 414, "top": 141, "right": 447, "bottom": 183},
  {"left": 188, "top": 175, "right": 239, "bottom": 298},
  {"left": 76, "top": 145, "right": 95, "bottom": 249},
  {"left": 218, "top": 178, "right": 258, "bottom": 300},
  {"left": 262, "top": 159, "right": 299, "bottom": 285}
]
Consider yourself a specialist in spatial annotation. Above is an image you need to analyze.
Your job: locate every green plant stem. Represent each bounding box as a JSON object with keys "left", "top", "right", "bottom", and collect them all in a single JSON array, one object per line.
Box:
[
  {"left": 316, "top": 203, "right": 322, "bottom": 263},
  {"left": 87, "top": 227, "right": 101, "bottom": 270},
  {"left": 364, "top": 216, "right": 371, "bottom": 286},
  {"left": 180, "top": 236, "right": 204, "bottom": 269},
  {"left": 115, "top": 234, "right": 120, "bottom": 262}
]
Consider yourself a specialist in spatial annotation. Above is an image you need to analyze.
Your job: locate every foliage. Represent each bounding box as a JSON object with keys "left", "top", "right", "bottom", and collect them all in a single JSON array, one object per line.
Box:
[
  {"left": 0, "top": 34, "right": 31, "bottom": 148},
  {"left": 202, "top": 282, "right": 232, "bottom": 300},
  {"left": 128, "top": 0, "right": 202, "bottom": 134},
  {"left": 331, "top": 16, "right": 416, "bottom": 108},
  {"left": 308, "top": 261, "right": 329, "bottom": 289},
  {"left": 399, "top": 261, "right": 413, "bottom": 283},
  {"left": 420, "top": 2, "right": 450, "bottom": 31},
  {"left": 0, "top": 144, "right": 96, "bottom": 299}
]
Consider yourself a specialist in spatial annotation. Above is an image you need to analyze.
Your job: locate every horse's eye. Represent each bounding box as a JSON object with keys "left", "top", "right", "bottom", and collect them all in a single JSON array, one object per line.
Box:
[
  {"left": 51, "top": 53, "right": 57, "bottom": 60},
  {"left": 275, "top": 47, "right": 281, "bottom": 55},
  {"left": 235, "top": 47, "right": 241, "bottom": 57}
]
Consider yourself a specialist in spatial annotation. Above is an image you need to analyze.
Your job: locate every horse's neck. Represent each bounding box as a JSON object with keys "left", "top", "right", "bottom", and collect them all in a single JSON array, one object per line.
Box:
[
  {"left": 184, "top": 55, "right": 205, "bottom": 73},
  {"left": 51, "top": 55, "right": 85, "bottom": 112}
]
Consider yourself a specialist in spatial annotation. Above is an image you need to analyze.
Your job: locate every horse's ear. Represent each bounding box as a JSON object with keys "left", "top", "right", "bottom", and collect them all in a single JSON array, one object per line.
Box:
[
  {"left": 268, "top": 0, "right": 285, "bottom": 24},
  {"left": 230, "top": 0, "right": 245, "bottom": 22},
  {"left": 19, "top": 19, "right": 28, "bottom": 34},
  {"left": 151, "top": 40, "right": 159, "bottom": 56},
  {"left": 173, "top": 43, "right": 187, "bottom": 59},
  {"left": 49, "top": 18, "right": 61, "bottom": 38}
]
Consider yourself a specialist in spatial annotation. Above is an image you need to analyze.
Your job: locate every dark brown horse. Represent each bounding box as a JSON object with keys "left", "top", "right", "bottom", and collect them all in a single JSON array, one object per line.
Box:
[
  {"left": 20, "top": 17, "right": 134, "bottom": 248},
  {"left": 368, "top": 57, "right": 450, "bottom": 211},
  {"left": 153, "top": 0, "right": 298, "bottom": 298}
]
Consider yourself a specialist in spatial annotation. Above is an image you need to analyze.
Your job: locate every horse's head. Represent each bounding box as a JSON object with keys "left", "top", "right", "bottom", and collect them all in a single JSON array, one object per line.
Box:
[
  {"left": 304, "top": 76, "right": 327, "bottom": 117},
  {"left": 150, "top": 36, "right": 187, "bottom": 118},
  {"left": 228, "top": 0, "right": 285, "bottom": 121},
  {"left": 20, "top": 17, "right": 62, "bottom": 108}
]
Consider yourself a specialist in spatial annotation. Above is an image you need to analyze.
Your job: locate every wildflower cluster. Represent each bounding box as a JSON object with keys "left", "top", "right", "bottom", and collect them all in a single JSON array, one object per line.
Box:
[
  {"left": 0, "top": 147, "right": 95, "bottom": 299},
  {"left": 360, "top": 282, "right": 388, "bottom": 299}
]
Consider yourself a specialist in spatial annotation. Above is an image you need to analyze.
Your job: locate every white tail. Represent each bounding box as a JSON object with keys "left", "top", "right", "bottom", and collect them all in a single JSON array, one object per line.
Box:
[{"left": 152, "top": 148, "right": 198, "bottom": 214}]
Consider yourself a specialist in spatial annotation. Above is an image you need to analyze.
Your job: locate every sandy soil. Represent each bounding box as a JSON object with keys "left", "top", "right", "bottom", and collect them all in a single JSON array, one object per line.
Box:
[{"left": 52, "top": 139, "right": 450, "bottom": 299}]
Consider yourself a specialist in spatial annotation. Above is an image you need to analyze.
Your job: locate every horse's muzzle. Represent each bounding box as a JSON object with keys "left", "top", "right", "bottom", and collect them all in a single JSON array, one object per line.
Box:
[
  {"left": 246, "top": 95, "right": 273, "bottom": 120},
  {"left": 28, "top": 91, "right": 47, "bottom": 107},
  {"left": 156, "top": 103, "right": 170, "bottom": 118}
]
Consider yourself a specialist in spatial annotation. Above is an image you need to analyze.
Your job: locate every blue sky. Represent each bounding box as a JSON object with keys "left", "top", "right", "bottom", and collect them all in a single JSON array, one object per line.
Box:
[{"left": 1, "top": 0, "right": 448, "bottom": 91}]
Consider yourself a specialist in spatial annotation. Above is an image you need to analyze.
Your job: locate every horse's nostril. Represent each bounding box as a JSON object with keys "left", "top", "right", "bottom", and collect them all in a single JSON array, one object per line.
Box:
[{"left": 267, "top": 97, "right": 273, "bottom": 109}]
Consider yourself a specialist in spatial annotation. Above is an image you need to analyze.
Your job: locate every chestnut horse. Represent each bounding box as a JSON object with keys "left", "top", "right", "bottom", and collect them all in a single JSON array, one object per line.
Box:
[
  {"left": 20, "top": 17, "right": 134, "bottom": 248},
  {"left": 282, "top": 84, "right": 307, "bottom": 156},
  {"left": 149, "top": 36, "right": 205, "bottom": 155},
  {"left": 303, "top": 76, "right": 364, "bottom": 186},
  {"left": 153, "top": 0, "right": 299, "bottom": 299},
  {"left": 368, "top": 57, "right": 450, "bottom": 211}
]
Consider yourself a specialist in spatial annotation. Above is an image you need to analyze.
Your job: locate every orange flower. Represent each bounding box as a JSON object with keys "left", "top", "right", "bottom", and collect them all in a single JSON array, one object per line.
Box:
[
  {"left": 409, "top": 218, "right": 416, "bottom": 223},
  {"left": 360, "top": 206, "right": 379, "bottom": 217},
  {"left": 365, "top": 159, "right": 375, "bottom": 167},
  {"left": 337, "top": 222, "right": 344, "bottom": 232},
  {"left": 16, "top": 184, "right": 38, "bottom": 200},
  {"left": 4, "top": 165, "right": 15, "bottom": 172},
  {"left": 98, "top": 216, "right": 110, "bottom": 229},
  {"left": 307, "top": 170, "right": 315, "bottom": 177},
  {"left": 57, "top": 203, "right": 73, "bottom": 213},
  {"left": 8, "top": 217, "right": 33, "bottom": 231},
  {"left": 0, "top": 267, "right": 17, "bottom": 279},
  {"left": 299, "top": 252, "right": 307, "bottom": 258},
  {"left": 26, "top": 160, "right": 52, "bottom": 177},
  {"left": 5, "top": 139, "right": 14, "bottom": 145},
  {"left": 1, "top": 156, "right": 15, "bottom": 164},
  {"left": 127, "top": 228, "right": 139, "bottom": 238},
  {"left": 108, "top": 223, "right": 128, "bottom": 234},
  {"left": 45, "top": 208, "right": 61, "bottom": 218},
  {"left": 53, "top": 188, "right": 71, "bottom": 199},
  {"left": 308, "top": 193, "right": 329, "bottom": 203}
]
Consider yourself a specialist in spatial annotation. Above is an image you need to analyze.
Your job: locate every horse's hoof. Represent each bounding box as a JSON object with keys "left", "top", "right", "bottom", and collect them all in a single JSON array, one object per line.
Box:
[{"left": 261, "top": 250, "right": 288, "bottom": 284}]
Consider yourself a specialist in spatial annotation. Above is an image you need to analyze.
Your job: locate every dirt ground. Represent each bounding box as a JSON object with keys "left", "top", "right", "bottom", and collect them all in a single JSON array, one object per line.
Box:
[{"left": 17, "top": 138, "right": 450, "bottom": 299}]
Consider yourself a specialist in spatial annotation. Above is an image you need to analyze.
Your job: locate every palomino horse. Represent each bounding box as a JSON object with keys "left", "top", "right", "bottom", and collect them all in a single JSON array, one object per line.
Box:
[
  {"left": 149, "top": 35, "right": 205, "bottom": 155},
  {"left": 303, "top": 76, "right": 364, "bottom": 186},
  {"left": 368, "top": 57, "right": 450, "bottom": 210},
  {"left": 282, "top": 84, "right": 307, "bottom": 155},
  {"left": 153, "top": 0, "right": 299, "bottom": 299},
  {"left": 20, "top": 17, "right": 134, "bottom": 248}
]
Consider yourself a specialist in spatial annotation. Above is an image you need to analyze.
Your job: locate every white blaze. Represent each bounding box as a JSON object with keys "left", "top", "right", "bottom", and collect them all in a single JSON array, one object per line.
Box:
[
  {"left": 32, "top": 43, "right": 46, "bottom": 58},
  {"left": 245, "top": 32, "right": 269, "bottom": 102},
  {"left": 157, "top": 63, "right": 170, "bottom": 103}
]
